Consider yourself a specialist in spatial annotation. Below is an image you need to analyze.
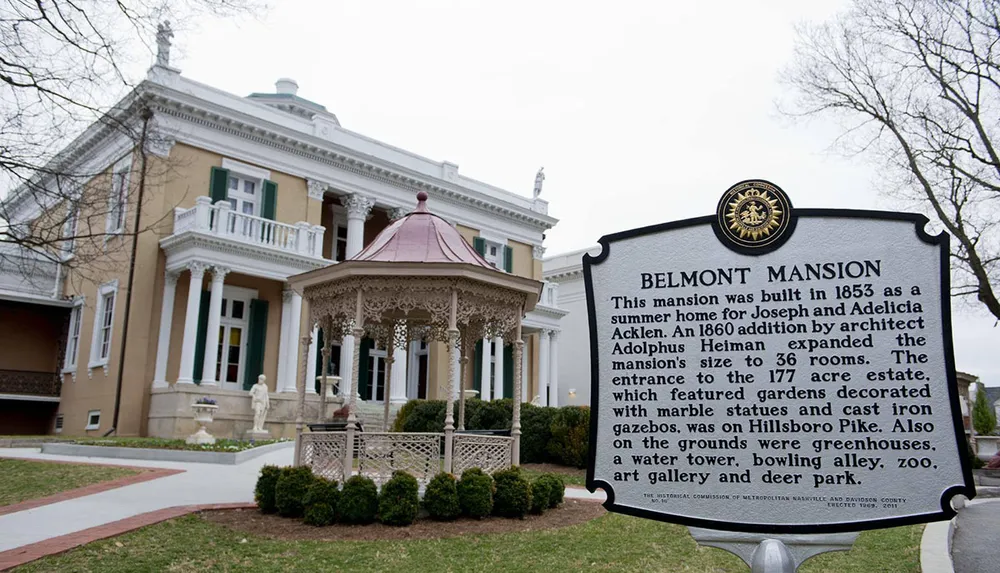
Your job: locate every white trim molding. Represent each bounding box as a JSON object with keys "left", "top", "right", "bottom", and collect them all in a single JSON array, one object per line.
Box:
[
  {"left": 222, "top": 157, "right": 271, "bottom": 181},
  {"left": 88, "top": 279, "right": 119, "bottom": 375}
]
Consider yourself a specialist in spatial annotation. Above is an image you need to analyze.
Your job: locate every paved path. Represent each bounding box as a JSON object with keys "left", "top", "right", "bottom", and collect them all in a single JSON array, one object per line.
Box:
[
  {"left": 0, "top": 446, "right": 605, "bottom": 556},
  {"left": 951, "top": 498, "right": 1000, "bottom": 573}
]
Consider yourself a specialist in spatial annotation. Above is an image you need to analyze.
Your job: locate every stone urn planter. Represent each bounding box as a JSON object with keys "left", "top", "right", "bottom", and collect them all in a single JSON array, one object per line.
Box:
[{"left": 186, "top": 400, "right": 218, "bottom": 445}]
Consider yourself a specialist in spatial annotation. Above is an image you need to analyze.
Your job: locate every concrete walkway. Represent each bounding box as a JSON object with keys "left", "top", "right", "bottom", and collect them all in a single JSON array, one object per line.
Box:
[
  {"left": 951, "top": 498, "right": 1000, "bottom": 573},
  {"left": 0, "top": 446, "right": 605, "bottom": 557}
]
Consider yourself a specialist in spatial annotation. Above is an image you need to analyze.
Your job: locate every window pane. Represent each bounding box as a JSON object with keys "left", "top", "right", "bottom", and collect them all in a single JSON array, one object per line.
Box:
[
  {"left": 221, "top": 299, "right": 227, "bottom": 316},
  {"left": 232, "top": 300, "right": 244, "bottom": 320},
  {"left": 244, "top": 180, "right": 256, "bottom": 195},
  {"left": 336, "top": 242, "right": 346, "bottom": 262},
  {"left": 229, "top": 327, "right": 242, "bottom": 346},
  {"left": 337, "top": 226, "right": 348, "bottom": 238},
  {"left": 242, "top": 201, "right": 254, "bottom": 215},
  {"left": 229, "top": 177, "right": 238, "bottom": 190},
  {"left": 227, "top": 198, "right": 237, "bottom": 210},
  {"left": 227, "top": 363, "right": 239, "bottom": 382}
]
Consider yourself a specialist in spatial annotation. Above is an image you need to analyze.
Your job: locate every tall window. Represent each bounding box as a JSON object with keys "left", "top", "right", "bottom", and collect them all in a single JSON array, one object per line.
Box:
[
  {"left": 106, "top": 157, "right": 130, "bottom": 235},
  {"left": 89, "top": 281, "right": 118, "bottom": 370},
  {"left": 64, "top": 301, "right": 83, "bottom": 371},
  {"left": 62, "top": 206, "right": 78, "bottom": 256},
  {"left": 483, "top": 242, "right": 502, "bottom": 268},
  {"left": 335, "top": 225, "right": 348, "bottom": 262}
]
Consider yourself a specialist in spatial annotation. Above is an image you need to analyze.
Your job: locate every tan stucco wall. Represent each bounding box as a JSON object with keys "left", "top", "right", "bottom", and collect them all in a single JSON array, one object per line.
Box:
[{"left": 54, "top": 143, "right": 321, "bottom": 436}]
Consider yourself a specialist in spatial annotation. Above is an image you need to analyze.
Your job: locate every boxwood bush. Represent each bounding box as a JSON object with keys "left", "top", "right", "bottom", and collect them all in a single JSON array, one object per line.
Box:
[
  {"left": 254, "top": 465, "right": 282, "bottom": 514},
  {"left": 457, "top": 467, "right": 494, "bottom": 519},
  {"left": 302, "top": 478, "right": 340, "bottom": 525},
  {"left": 340, "top": 475, "right": 379, "bottom": 524},
  {"left": 378, "top": 471, "right": 420, "bottom": 526},
  {"left": 274, "top": 466, "right": 315, "bottom": 518},
  {"left": 529, "top": 477, "right": 551, "bottom": 515},
  {"left": 423, "top": 472, "right": 461, "bottom": 521},
  {"left": 519, "top": 404, "right": 555, "bottom": 464},
  {"left": 548, "top": 406, "right": 590, "bottom": 468},
  {"left": 492, "top": 467, "right": 532, "bottom": 519},
  {"left": 534, "top": 473, "right": 565, "bottom": 508}
]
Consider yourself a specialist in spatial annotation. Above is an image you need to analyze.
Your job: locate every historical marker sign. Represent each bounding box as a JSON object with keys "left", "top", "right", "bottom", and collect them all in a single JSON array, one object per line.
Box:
[{"left": 584, "top": 180, "right": 976, "bottom": 534}]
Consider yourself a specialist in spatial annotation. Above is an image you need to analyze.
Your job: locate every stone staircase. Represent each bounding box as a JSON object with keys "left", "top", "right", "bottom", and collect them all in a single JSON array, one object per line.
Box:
[{"left": 353, "top": 400, "right": 402, "bottom": 432}]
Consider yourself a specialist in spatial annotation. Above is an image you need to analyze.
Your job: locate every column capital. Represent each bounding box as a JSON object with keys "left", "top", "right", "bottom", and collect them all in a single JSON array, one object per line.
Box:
[
  {"left": 307, "top": 179, "right": 327, "bottom": 200},
  {"left": 389, "top": 206, "right": 408, "bottom": 221},
  {"left": 549, "top": 329, "right": 560, "bottom": 341},
  {"left": 282, "top": 288, "right": 294, "bottom": 303},
  {"left": 210, "top": 266, "right": 230, "bottom": 282},
  {"left": 187, "top": 261, "right": 208, "bottom": 278},
  {"left": 540, "top": 328, "right": 552, "bottom": 338},
  {"left": 164, "top": 270, "right": 180, "bottom": 286},
  {"left": 342, "top": 193, "right": 375, "bottom": 220},
  {"left": 533, "top": 244, "right": 546, "bottom": 259}
]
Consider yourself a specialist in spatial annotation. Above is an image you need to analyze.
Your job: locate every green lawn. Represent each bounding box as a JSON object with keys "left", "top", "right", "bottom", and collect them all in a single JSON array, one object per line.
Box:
[
  {"left": 13, "top": 511, "right": 922, "bottom": 573},
  {"left": 0, "top": 459, "right": 140, "bottom": 507},
  {"left": 520, "top": 464, "right": 586, "bottom": 487},
  {"left": 72, "top": 437, "right": 289, "bottom": 452}
]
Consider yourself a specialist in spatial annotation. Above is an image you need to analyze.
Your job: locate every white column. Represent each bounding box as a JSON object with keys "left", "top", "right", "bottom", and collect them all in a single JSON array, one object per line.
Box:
[
  {"left": 200, "top": 266, "right": 228, "bottom": 386},
  {"left": 152, "top": 270, "right": 179, "bottom": 389},
  {"left": 307, "top": 324, "right": 319, "bottom": 394},
  {"left": 549, "top": 330, "right": 560, "bottom": 407},
  {"left": 338, "top": 193, "right": 374, "bottom": 401},
  {"left": 276, "top": 289, "right": 293, "bottom": 392},
  {"left": 538, "top": 329, "right": 551, "bottom": 406},
  {"left": 177, "top": 263, "right": 207, "bottom": 384},
  {"left": 520, "top": 335, "right": 529, "bottom": 403},
  {"left": 493, "top": 336, "right": 504, "bottom": 400},
  {"left": 282, "top": 290, "right": 303, "bottom": 392},
  {"left": 480, "top": 337, "right": 492, "bottom": 400}
]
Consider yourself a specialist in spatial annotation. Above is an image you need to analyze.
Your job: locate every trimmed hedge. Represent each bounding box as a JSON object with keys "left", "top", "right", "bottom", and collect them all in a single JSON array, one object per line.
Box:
[
  {"left": 304, "top": 502, "right": 335, "bottom": 526},
  {"left": 423, "top": 472, "right": 461, "bottom": 521},
  {"left": 303, "top": 478, "right": 340, "bottom": 524},
  {"left": 340, "top": 475, "right": 379, "bottom": 524},
  {"left": 274, "top": 466, "right": 314, "bottom": 518},
  {"left": 458, "top": 468, "right": 494, "bottom": 519},
  {"left": 493, "top": 467, "right": 532, "bottom": 519},
  {"left": 520, "top": 404, "right": 555, "bottom": 464},
  {"left": 529, "top": 477, "right": 551, "bottom": 515},
  {"left": 254, "top": 465, "right": 282, "bottom": 514},
  {"left": 548, "top": 406, "right": 590, "bottom": 468},
  {"left": 379, "top": 471, "right": 420, "bottom": 526},
  {"left": 534, "top": 473, "right": 565, "bottom": 508}
]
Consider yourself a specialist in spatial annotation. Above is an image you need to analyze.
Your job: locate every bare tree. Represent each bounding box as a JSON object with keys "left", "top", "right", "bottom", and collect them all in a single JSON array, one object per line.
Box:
[
  {"left": 783, "top": 0, "right": 1000, "bottom": 320},
  {"left": 0, "top": 0, "right": 254, "bottom": 286}
]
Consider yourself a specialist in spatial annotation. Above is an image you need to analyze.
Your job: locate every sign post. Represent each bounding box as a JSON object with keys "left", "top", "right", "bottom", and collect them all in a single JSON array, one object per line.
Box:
[{"left": 584, "top": 181, "right": 976, "bottom": 571}]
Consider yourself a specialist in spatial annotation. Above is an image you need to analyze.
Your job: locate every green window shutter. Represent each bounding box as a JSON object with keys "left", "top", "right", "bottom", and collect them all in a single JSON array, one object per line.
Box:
[
  {"left": 503, "top": 245, "right": 513, "bottom": 273},
  {"left": 192, "top": 291, "right": 211, "bottom": 384},
  {"left": 473, "top": 339, "right": 483, "bottom": 394},
  {"left": 243, "top": 299, "right": 269, "bottom": 390},
  {"left": 209, "top": 167, "right": 229, "bottom": 203},
  {"left": 314, "top": 328, "right": 325, "bottom": 394},
  {"left": 262, "top": 180, "right": 277, "bottom": 220},
  {"left": 473, "top": 236, "right": 485, "bottom": 256},
  {"left": 503, "top": 344, "right": 514, "bottom": 399},
  {"left": 358, "top": 338, "right": 373, "bottom": 399}
]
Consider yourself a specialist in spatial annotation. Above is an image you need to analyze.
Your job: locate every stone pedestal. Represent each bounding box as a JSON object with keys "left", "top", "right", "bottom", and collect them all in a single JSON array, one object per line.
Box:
[{"left": 244, "top": 429, "right": 272, "bottom": 440}]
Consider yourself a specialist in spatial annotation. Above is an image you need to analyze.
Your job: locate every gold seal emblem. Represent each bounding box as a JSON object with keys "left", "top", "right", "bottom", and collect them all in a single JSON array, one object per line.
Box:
[{"left": 715, "top": 180, "right": 793, "bottom": 252}]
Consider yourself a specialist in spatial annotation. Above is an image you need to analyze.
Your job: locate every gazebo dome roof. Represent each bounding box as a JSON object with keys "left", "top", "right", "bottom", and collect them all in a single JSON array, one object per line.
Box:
[{"left": 351, "top": 192, "right": 494, "bottom": 268}]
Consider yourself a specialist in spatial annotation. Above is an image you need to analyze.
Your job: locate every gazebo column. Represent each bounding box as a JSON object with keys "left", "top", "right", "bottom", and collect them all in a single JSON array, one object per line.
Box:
[
  {"left": 444, "top": 290, "right": 458, "bottom": 474},
  {"left": 458, "top": 351, "right": 470, "bottom": 431},
  {"left": 512, "top": 320, "right": 524, "bottom": 465},
  {"left": 294, "top": 297, "right": 312, "bottom": 467},
  {"left": 382, "top": 350, "right": 395, "bottom": 430},
  {"left": 344, "top": 289, "right": 365, "bottom": 479},
  {"left": 493, "top": 336, "right": 504, "bottom": 400},
  {"left": 520, "top": 336, "right": 529, "bottom": 403},
  {"left": 318, "top": 328, "right": 330, "bottom": 423},
  {"left": 307, "top": 324, "right": 319, "bottom": 394}
]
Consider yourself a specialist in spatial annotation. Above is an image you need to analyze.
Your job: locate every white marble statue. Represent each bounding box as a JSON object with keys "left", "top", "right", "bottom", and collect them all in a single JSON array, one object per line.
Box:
[
  {"left": 249, "top": 374, "right": 270, "bottom": 433},
  {"left": 155, "top": 21, "right": 173, "bottom": 67},
  {"left": 531, "top": 394, "right": 543, "bottom": 406},
  {"left": 533, "top": 167, "right": 545, "bottom": 199}
]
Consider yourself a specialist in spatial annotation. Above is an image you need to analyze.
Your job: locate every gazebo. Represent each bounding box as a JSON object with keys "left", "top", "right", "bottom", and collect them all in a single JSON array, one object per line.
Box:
[{"left": 288, "top": 191, "right": 542, "bottom": 484}]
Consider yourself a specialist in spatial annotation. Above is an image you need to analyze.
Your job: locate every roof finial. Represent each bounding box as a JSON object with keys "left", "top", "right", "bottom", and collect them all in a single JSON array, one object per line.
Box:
[
  {"left": 415, "top": 191, "right": 429, "bottom": 212},
  {"left": 533, "top": 167, "right": 545, "bottom": 199},
  {"left": 155, "top": 21, "right": 174, "bottom": 68}
]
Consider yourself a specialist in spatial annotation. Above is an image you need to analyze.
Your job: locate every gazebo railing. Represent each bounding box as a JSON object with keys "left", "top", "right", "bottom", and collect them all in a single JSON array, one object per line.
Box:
[
  {"left": 452, "top": 434, "right": 513, "bottom": 476},
  {"left": 298, "top": 431, "right": 515, "bottom": 485},
  {"left": 298, "top": 432, "right": 348, "bottom": 482}
]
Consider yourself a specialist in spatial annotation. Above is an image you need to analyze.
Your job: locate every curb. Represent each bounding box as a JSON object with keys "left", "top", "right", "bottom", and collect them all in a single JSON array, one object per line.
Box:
[
  {"left": 40, "top": 440, "right": 292, "bottom": 465},
  {"left": 0, "top": 502, "right": 255, "bottom": 571},
  {"left": 0, "top": 459, "right": 184, "bottom": 517},
  {"left": 921, "top": 519, "right": 955, "bottom": 573}
]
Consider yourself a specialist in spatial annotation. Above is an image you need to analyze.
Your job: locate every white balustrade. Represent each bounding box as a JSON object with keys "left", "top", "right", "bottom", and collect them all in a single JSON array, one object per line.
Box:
[{"left": 171, "top": 196, "right": 325, "bottom": 258}]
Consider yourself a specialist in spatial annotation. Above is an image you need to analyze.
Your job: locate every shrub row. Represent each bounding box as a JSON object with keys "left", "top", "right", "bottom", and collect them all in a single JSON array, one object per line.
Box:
[
  {"left": 392, "top": 400, "right": 590, "bottom": 469},
  {"left": 255, "top": 464, "right": 566, "bottom": 526}
]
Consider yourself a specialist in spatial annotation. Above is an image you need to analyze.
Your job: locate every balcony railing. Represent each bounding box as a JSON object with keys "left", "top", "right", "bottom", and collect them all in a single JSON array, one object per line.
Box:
[
  {"left": 172, "top": 197, "right": 326, "bottom": 258},
  {"left": 0, "top": 369, "right": 60, "bottom": 398}
]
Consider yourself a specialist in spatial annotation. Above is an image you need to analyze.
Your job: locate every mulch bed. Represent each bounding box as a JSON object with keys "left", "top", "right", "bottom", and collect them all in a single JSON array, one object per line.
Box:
[{"left": 200, "top": 499, "right": 606, "bottom": 541}]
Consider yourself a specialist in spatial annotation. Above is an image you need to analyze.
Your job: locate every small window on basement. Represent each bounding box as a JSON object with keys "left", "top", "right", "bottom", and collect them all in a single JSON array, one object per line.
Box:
[
  {"left": 55, "top": 414, "right": 64, "bottom": 433},
  {"left": 85, "top": 410, "right": 100, "bottom": 430}
]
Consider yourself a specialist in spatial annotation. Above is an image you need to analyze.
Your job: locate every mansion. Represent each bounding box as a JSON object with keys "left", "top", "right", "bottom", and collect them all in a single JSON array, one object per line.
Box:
[{"left": 0, "top": 46, "right": 568, "bottom": 437}]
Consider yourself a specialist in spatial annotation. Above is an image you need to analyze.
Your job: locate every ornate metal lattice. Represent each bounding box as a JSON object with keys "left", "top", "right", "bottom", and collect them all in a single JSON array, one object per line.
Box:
[
  {"left": 452, "top": 434, "right": 513, "bottom": 476},
  {"left": 299, "top": 432, "right": 347, "bottom": 482},
  {"left": 357, "top": 433, "right": 443, "bottom": 485}
]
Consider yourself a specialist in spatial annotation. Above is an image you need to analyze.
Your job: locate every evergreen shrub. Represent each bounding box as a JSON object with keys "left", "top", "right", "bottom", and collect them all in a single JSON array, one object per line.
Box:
[
  {"left": 492, "top": 467, "right": 532, "bottom": 519},
  {"left": 458, "top": 467, "right": 494, "bottom": 518},
  {"left": 378, "top": 471, "right": 420, "bottom": 526},
  {"left": 423, "top": 472, "right": 461, "bottom": 521},
  {"left": 274, "top": 465, "right": 314, "bottom": 518},
  {"left": 254, "top": 464, "right": 282, "bottom": 514},
  {"left": 534, "top": 473, "right": 565, "bottom": 508},
  {"left": 340, "top": 475, "right": 379, "bottom": 524}
]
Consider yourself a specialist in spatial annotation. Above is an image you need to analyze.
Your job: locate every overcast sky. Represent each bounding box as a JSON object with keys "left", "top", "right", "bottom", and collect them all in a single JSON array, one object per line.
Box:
[{"left": 151, "top": 0, "right": 997, "bottom": 385}]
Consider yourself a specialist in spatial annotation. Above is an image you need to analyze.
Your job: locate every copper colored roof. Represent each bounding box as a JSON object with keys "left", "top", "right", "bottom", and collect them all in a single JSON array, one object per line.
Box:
[{"left": 351, "top": 192, "right": 496, "bottom": 268}]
